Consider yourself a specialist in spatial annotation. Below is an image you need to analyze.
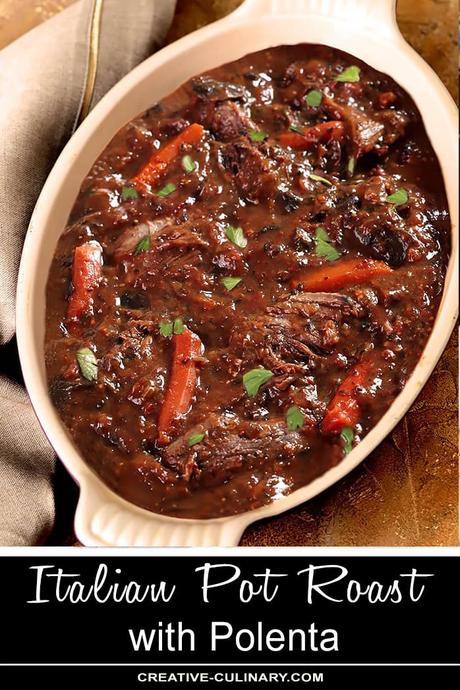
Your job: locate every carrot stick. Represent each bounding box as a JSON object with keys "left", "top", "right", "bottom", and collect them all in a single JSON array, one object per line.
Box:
[
  {"left": 131, "top": 123, "right": 204, "bottom": 190},
  {"left": 322, "top": 360, "right": 371, "bottom": 434},
  {"left": 157, "top": 328, "right": 203, "bottom": 445},
  {"left": 66, "top": 242, "right": 103, "bottom": 323},
  {"left": 290, "top": 257, "right": 392, "bottom": 292},
  {"left": 279, "top": 132, "right": 311, "bottom": 149},
  {"left": 280, "top": 121, "right": 345, "bottom": 149}
]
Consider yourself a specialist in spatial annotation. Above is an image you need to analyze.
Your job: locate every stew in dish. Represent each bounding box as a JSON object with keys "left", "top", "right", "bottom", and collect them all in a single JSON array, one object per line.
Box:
[{"left": 45, "top": 45, "right": 450, "bottom": 518}]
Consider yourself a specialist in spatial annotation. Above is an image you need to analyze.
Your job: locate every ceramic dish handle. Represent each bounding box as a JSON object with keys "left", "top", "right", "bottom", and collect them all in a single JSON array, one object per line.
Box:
[
  {"left": 235, "top": 0, "right": 398, "bottom": 35},
  {"left": 75, "top": 477, "right": 248, "bottom": 547}
]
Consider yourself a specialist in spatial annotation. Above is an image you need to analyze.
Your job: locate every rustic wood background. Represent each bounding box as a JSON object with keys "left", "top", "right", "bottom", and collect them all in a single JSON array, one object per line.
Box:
[{"left": 0, "top": 0, "right": 457, "bottom": 546}]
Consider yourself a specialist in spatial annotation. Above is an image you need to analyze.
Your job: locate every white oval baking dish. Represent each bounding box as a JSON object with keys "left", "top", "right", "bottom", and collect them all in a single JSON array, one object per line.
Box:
[{"left": 16, "top": 0, "right": 458, "bottom": 546}]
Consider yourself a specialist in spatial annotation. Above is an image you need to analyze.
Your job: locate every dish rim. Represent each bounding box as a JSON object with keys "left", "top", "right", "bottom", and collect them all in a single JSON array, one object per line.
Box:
[{"left": 16, "top": 0, "right": 459, "bottom": 546}]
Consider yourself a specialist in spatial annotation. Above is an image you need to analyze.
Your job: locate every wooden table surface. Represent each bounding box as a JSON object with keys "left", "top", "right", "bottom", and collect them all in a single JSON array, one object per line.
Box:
[{"left": 1, "top": 0, "right": 457, "bottom": 546}]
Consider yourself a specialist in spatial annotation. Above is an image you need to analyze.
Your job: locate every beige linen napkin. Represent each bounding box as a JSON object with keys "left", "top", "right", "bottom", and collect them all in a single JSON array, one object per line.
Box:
[{"left": 0, "top": 0, "right": 176, "bottom": 545}]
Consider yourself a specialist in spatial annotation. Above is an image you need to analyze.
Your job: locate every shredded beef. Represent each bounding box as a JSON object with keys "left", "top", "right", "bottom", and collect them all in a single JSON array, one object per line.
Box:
[{"left": 161, "top": 416, "right": 309, "bottom": 482}]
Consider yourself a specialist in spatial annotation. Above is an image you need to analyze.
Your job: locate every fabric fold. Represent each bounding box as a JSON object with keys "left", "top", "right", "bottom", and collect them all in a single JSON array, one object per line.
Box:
[{"left": 0, "top": 0, "right": 176, "bottom": 545}]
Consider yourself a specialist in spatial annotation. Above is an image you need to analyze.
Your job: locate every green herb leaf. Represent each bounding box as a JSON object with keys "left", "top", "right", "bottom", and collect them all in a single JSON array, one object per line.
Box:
[
  {"left": 289, "top": 123, "right": 305, "bottom": 134},
  {"left": 243, "top": 368, "right": 273, "bottom": 397},
  {"left": 341, "top": 426, "right": 354, "bottom": 455},
  {"left": 133, "top": 235, "right": 150, "bottom": 255},
  {"left": 121, "top": 185, "right": 138, "bottom": 201},
  {"left": 173, "top": 318, "right": 185, "bottom": 335},
  {"left": 156, "top": 182, "right": 177, "bottom": 197},
  {"left": 159, "top": 319, "right": 184, "bottom": 336},
  {"left": 188, "top": 432, "right": 205, "bottom": 447},
  {"left": 221, "top": 276, "right": 242, "bottom": 291},
  {"left": 386, "top": 188, "right": 408, "bottom": 206},
  {"left": 286, "top": 405, "right": 305, "bottom": 432},
  {"left": 76, "top": 347, "right": 98, "bottom": 382},
  {"left": 309, "top": 173, "right": 332, "bottom": 187},
  {"left": 335, "top": 65, "right": 361, "bottom": 83},
  {"left": 225, "top": 225, "right": 247, "bottom": 248},
  {"left": 249, "top": 130, "right": 268, "bottom": 142},
  {"left": 159, "top": 321, "right": 173, "bottom": 337},
  {"left": 347, "top": 157, "right": 356, "bottom": 175},
  {"left": 315, "top": 227, "right": 341, "bottom": 262},
  {"left": 182, "top": 155, "right": 196, "bottom": 173},
  {"left": 304, "top": 89, "right": 323, "bottom": 107}
]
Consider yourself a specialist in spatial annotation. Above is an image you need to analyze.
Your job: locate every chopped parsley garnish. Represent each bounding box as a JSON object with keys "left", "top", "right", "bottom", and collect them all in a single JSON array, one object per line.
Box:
[
  {"left": 335, "top": 65, "right": 361, "bottom": 83},
  {"left": 286, "top": 405, "right": 305, "bottom": 432},
  {"left": 341, "top": 426, "right": 354, "bottom": 455},
  {"left": 133, "top": 235, "right": 150, "bottom": 255},
  {"left": 243, "top": 368, "right": 273, "bottom": 397},
  {"left": 221, "top": 276, "right": 242, "bottom": 291},
  {"left": 173, "top": 318, "right": 185, "bottom": 335},
  {"left": 315, "top": 227, "right": 341, "bottom": 262},
  {"left": 304, "top": 89, "right": 323, "bottom": 107},
  {"left": 182, "top": 155, "right": 196, "bottom": 173},
  {"left": 249, "top": 130, "right": 268, "bottom": 142},
  {"left": 225, "top": 225, "right": 247, "bottom": 248},
  {"left": 159, "top": 321, "right": 174, "bottom": 337},
  {"left": 76, "top": 348, "right": 98, "bottom": 382},
  {"left": 386, "top": 188, "right": 408, "bottom": 206},
  {"left": 347, "top": 157, "right": 356, "bottom": 175},
  {"left": 158, "top": 318, "right": 185, "bottom": 336},
  {"left": 309, "top": 173, "right": 332, "bottom": 187},
  {"left": 156, "top": 182, "right": 177, "bottom": 197},
  {"left": 121, "top": 185, "right": 138, "bottom": 201},
  {"left": 289, "top": 123, "right": 305, "bottom": 134},
  {"left": 188, "top": 432, "right": 205, "bottom": 447}
]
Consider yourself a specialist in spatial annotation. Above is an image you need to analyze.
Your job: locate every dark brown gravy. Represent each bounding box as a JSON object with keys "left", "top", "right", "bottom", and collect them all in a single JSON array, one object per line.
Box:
[{"left": 45, "top": 45, "right": 450, "bottom": 518}]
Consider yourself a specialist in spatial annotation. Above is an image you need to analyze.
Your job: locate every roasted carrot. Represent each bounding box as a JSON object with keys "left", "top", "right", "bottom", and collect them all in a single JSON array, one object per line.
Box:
[
  {"left": 66, "top": 242, "right": 103, "bottom": 324},
  {"left": 131, "top": 123, "right": 204, "bottom": 190},
  {"left": 279, "top": 132, "right": 310, "bottom": 149},
  {"left": 280, "top": 121, "right": 345, "bottom": 149},
  {"left": 157, "top": 328, "right": 203, "bottom": 445},
  {"left": 290, "top": 257, "right": 392, "bottom": 292},
  {"left": 322, "top": 360, "right": 371, "bottom": 434}
]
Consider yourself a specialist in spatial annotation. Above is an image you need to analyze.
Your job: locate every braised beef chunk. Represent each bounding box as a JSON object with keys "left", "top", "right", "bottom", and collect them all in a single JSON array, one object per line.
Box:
[
  {"left": 162, "top": 417, "right": 310, "bottom": 483},
  {"left": 192, "top": 76, "right": 250, "bottom": 101},
  {"left": 324, "top": 97, "right": 386, "bottom": 156},
  {"left": 220, "top": 142, "right": 278, "bottom": 202},
  {"left": 228, "top": 292, "right": 362, "bottom": 378},
  {"left": 199, "top": 101, "right": 254, "bottom": 141},
  {"left": 349, "top": 114, "right": 385, "bottom": 155},
  {"left": 45, "top": 44, "right": 450, "bottom": 519},
  {"left": 376, "top": 109, "right": 410, "bottom": 145},
  {"left": 352, "top": 217, "right": 409, "bottom": 267},
  {"left": 112, "top": 218, "right": 172, "bottom": 261}
]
